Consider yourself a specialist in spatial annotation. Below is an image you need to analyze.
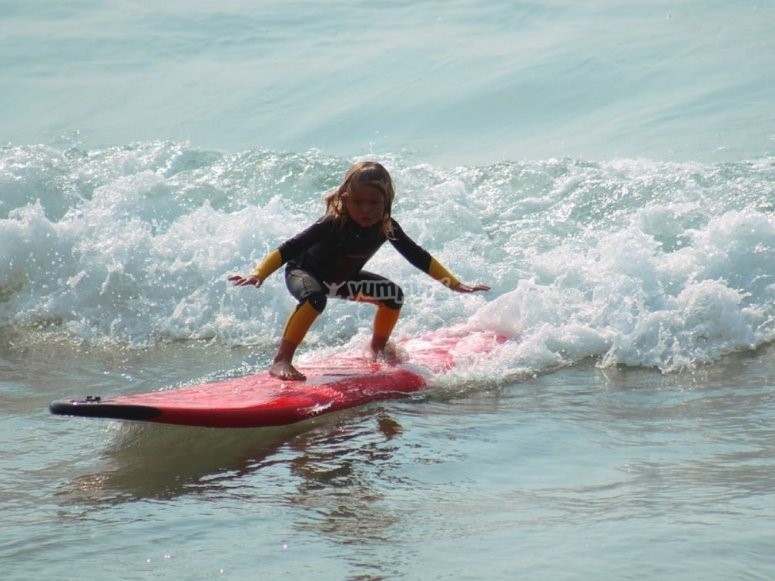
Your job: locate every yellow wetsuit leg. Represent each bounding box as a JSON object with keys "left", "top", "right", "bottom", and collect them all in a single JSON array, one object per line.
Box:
[
  {"left": 281, "top": 300, "right": 321, "bottom": 345},
  {"left": 373, "top": 304, "right": 401, "bottom": 341}
]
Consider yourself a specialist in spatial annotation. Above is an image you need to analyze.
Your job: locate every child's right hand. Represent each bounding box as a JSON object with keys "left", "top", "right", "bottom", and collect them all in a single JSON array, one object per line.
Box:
[{"left": 228, "top": 274, "right": 262, "bottom": 288}]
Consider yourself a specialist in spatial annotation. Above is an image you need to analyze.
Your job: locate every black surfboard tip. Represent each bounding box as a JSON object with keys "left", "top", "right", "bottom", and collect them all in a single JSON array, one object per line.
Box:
[{"left": 49, "top": 398, "right": 162, "bottom": 421}]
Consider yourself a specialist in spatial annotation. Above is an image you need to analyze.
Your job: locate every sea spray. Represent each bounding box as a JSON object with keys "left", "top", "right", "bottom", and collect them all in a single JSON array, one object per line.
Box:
[{"left": 1, "top": 144, "right": 773, "bottom": 375}]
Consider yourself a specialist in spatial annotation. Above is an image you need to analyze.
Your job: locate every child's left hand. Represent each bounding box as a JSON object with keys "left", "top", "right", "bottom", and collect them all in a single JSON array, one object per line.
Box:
[
  {"left": 229, "top": 274, "right": 262, "bottom": 288},
  {"left": 452, "top": 282, "right": 491, "bottom": 293}
]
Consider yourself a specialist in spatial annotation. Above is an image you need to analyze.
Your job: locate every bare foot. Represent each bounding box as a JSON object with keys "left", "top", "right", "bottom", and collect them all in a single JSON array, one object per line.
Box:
[
  {"left": 365, "top": 341, "right": 405, "bottom": 365},
  {"left": 269, "top": 360, "right": 306, "bottom": 381}
]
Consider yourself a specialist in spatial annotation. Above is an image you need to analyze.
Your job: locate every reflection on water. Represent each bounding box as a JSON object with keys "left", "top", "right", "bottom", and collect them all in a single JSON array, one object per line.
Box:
[
  {"left": 6, "top": 335, "right": 774, "bottom": 579},
  {"left": 60, "top": 409, "right": 408, "bottom": 504},
  {"left": 57, "top": 408, "right": 419, "bottom": 578},
  {"left": 63, "top": 420, "right": 319, "bottom": 504},
  {"left": 282, "top": 413, "right": 415, "bottom": 578}
]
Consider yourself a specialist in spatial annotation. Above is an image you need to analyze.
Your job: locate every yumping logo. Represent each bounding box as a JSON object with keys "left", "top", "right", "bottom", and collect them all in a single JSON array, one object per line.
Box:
[{"left": 323, "top": 280, "right": 404, "bottom": 304}]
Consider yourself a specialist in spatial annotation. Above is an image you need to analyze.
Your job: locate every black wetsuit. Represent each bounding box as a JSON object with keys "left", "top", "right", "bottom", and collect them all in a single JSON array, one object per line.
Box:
[{"left": 278, "top": 217, "right": 436, "bottom": 312}]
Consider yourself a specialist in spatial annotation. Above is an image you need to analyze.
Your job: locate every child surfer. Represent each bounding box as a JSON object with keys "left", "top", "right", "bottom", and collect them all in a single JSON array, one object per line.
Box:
[{"left": 229, "top": 161, "right": 490, "bottom": 380}]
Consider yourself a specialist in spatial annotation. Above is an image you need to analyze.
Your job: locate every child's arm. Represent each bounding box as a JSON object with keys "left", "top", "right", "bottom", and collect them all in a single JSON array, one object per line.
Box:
[
  {"left": 390, "top": 220, "right": 490, "bottom": 293},
  {"left": 229, "top": 219, "right": 332, "bottom": 288},
  {"left": 229, "top": 249, "right": 283, "bottom": 288},
  {"left": 428, "top": 257, "right": 491, "bottom": 293}
]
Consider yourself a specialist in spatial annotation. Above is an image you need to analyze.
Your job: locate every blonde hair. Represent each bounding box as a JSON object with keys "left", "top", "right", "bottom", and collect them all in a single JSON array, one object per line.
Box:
[{"left": 323, "top": 161, "right": 396, "bottom": 238}]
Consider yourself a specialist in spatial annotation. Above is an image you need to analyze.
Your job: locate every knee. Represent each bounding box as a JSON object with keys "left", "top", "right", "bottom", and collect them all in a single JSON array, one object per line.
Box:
[
  {"left": 382, "top": 284, "right": 403, "bottom": 310},
  {"left": 304, "top": 292, "right": 328, "bottom": 313}
]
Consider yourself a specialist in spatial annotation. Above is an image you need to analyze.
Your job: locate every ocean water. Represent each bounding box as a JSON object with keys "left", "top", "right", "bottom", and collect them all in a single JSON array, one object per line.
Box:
[{"left": 1, "top": 1, "right": 774, "bottom": 579}]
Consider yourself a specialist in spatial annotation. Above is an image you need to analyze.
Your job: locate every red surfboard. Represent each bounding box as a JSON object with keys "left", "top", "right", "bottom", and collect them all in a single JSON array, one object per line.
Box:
[{"left": 49, "top": 328, "right": 504, "bottom": 428}]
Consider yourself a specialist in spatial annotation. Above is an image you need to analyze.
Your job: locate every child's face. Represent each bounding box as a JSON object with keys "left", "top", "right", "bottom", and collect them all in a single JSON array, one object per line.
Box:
[{"left": 345, "top": 185, "right": 385, "bottom": 228}]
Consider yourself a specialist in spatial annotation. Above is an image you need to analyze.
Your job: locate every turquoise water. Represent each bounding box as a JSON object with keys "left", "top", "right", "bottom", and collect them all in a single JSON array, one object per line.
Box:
[
  {"left": 3, "top": 0, "right": 773, "bottom": 163},
  {"left": 2, "top": 1, "right": 774, "bottom": 579}
]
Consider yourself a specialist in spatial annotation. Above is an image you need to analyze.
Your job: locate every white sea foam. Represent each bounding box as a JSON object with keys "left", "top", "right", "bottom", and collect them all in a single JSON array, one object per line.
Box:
[{"left": 1, "top": 145, "right": 773, "bottom": 375}]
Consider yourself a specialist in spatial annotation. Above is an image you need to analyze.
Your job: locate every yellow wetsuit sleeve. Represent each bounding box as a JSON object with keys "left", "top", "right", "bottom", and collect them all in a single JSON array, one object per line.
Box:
[
  {"left": 428, "top": 257, "right": 460, "bottom": 289},
  {"left": 250, "top": 249, "right": 284, "bottom": 283}
]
